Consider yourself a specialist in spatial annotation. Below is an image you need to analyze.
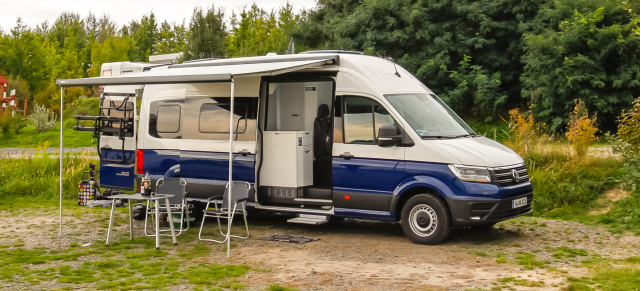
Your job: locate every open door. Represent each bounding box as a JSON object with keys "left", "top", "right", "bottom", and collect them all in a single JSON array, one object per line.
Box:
[{"left": 257, "top": 76, "right": 336, "bottom": 206}]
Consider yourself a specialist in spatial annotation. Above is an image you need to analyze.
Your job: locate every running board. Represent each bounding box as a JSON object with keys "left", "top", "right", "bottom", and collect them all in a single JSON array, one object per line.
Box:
[
  {"left": 288, "top": 214, "right": 329, "bottom": 225},
  {"left": 253, "top": 203, "right": 335, "bottom": 215}
]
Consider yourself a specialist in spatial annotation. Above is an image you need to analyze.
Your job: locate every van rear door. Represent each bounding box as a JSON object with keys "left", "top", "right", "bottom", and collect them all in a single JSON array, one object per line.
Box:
[{"left": 98, "top": 91, "right": 137, "bottom": 190}]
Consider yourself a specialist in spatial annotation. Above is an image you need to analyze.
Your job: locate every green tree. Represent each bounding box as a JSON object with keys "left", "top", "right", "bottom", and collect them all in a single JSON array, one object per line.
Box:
[
  {"left": 0, "top": 19, "right": 58, "bottom": 93},
  {"left": 128, "top": 13, "right": 159, "bottom": 62},
  {"left": 521, "top": 0, "right": 640, "bottom": 132},
  {"left": 155, "top": 21, "right": 187, "bottom": 54},
  {"left": 88, "top": 36, "right": 132, "bottom": 77},
  {"left": 183, "top": 5, "right": 227, "bottom": 60},
  {"left": 295, "top": 0, "right": 542, "bottom": 121},
  {"left": 227, "top": 3, "right": 303, "bottom": 57}
]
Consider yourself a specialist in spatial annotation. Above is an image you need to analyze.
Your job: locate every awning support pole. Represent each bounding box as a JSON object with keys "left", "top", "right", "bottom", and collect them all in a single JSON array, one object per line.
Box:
[
  {"left": 59, "top": 87, "right": 64, "bottom": 237},
  {"left": 227, "top": 79, "right": 235, "bottom": 258}
]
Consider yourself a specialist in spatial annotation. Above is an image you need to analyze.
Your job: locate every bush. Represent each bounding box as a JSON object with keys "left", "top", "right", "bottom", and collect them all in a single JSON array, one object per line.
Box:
[
  {"left": 13, "top": 115, "right": 27, "bottom": 134},
  {"left": 28, "top": 103, "right": 57, "bottom": 133},
  {"left": 0, "top": 114, "right": 14, "bottom": 137},
  {"left": 566, "top": 99, "right": 598, "bottom": 158},
  {"left": 505, "top": 108, "right": 546, "bottom": 156},
  {"left": 617, "top": 97, "right": 640, "bottom": 155}
]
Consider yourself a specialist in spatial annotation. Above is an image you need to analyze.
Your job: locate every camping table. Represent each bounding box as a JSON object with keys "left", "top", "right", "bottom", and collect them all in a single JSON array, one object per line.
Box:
[{"left": 106, "top": 193, "right": 177, "bottom": 249}]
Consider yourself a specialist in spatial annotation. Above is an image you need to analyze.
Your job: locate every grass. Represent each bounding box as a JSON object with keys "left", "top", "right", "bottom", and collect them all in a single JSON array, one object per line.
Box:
[
  {"left": 567, "top": 257, "right": 640, "bottom": 290},
  {"left": 0, "top": 97, "right": 101, "bottom": 148},
  {"left": 0, "top": 151, "right": 98, "bottom": 199},
  {"left": 0, "top": 198, "right": 253, "bottom": 290}
]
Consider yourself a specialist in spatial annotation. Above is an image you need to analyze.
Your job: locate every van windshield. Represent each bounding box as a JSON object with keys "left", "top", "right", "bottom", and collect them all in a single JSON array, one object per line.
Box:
[{"left": 384, "top": 93, "right": 475, "bottom": 138}]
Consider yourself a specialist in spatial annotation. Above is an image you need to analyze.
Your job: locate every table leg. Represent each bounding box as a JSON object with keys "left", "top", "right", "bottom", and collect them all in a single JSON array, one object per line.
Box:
[
  {"left": 165, "top": 198, "right": 177, "bottom": 246},
  {"left": 106, "top": 199, "right": 117, "bottom": 246},
  {"left": 128, "top": 199, "right": 134, "bottom": 240},
  {"left": 155, "top": 200, "right": 160, "bottom": 250}
]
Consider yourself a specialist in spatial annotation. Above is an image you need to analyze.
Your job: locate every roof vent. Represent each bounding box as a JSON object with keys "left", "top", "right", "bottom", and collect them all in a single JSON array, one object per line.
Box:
[{"left": 266, "top": 52, "right": 278, "bottom": 56}]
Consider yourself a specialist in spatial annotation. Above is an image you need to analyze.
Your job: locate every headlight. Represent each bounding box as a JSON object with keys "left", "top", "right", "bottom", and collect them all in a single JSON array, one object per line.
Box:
[{"left": 448, "top": 164, "right": 491, "bottom": 183}]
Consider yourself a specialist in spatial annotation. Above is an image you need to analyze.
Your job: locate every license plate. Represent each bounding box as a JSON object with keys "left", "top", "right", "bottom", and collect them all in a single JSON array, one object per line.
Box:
[{"left": 512, "top": 197, "right": 527, "bottom": 208}]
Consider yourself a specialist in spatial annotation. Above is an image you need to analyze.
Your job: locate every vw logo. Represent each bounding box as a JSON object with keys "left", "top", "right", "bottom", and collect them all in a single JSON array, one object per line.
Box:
[{"left": 512, "top": 169, "right": 520, "bottom": 182}]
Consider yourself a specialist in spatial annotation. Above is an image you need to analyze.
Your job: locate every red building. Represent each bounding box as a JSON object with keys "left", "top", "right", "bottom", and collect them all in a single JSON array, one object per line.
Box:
[{"left": 0, "top": 74, "right": 7, "bottom": 98}]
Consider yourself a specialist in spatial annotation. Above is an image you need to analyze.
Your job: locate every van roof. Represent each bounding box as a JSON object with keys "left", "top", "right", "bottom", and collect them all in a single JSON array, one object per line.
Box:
[{"left": 58, "top": 53, "right": 432, "bottom": 95}]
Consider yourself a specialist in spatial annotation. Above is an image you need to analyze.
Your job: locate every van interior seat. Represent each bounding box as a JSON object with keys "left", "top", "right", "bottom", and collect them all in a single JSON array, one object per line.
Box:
[
  {"left": 313, "top": 104, "right": 333, "bottom": 190},
  {"left": 314, "top": 104, "right": 331, "bottom": 158}
]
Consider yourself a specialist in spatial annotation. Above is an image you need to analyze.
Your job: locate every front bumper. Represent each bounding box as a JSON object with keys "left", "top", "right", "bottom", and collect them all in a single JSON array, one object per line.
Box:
[{"left": 446, "top": 191, "right": 533, "bottom": 226}]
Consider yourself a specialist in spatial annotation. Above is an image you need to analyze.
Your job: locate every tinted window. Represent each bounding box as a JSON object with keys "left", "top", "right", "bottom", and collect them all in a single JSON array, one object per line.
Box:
[
  {"left": 149, "top": 99, "right": 183, "bottom": 139},
  {"left": 149, "top": 97, "right": 257, "bottom": 141},
  {"left": 199, "top": 103, "right": 248, "bottom": 134},
  {"left": 157, "top": 105, "right": 181, "bottom": 133},
  {"left": 343, "top": 96, "right": 394, "bottom": 144}
]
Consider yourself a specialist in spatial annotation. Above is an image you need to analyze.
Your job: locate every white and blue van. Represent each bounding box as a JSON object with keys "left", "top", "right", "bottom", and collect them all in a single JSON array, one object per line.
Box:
[{"left": 60, "top": 51, "right": 532, "bottom": 244}]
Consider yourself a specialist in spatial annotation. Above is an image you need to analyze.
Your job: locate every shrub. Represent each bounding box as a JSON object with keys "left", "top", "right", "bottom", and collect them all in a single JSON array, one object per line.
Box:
[
  {"left": 505, "top": 108, "right": 545, "bottom": 156},
  {"left": 28, "top": 103, "right": 57, "bottom": 133},
  {"left": 0, "top": 114, "right": 15, "bottom": 137},
  {"left": 617, "top": 97, "right": 640, "bottom": 155},
  {"left": 565, "top": 99, "right": 598, "bottom": 158},
  {"left": 13, "top": 115, "right": 27, "bottom": 134}
]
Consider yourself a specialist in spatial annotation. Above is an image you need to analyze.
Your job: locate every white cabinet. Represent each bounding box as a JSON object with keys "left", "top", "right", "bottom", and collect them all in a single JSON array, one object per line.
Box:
[{"left": 261, "top": 131, "right": 313, "bottom": 187}]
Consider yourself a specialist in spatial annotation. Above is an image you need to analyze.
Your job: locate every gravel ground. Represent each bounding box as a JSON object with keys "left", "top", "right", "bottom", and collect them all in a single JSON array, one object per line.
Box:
[{"left": 2, "top": 205, "right": 639, "bottom": 290}]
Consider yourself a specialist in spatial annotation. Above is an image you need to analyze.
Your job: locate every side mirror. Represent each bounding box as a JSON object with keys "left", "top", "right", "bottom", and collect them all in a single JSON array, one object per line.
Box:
[{"left": 377, "top": 124, "right": 401, "bottom": 147}]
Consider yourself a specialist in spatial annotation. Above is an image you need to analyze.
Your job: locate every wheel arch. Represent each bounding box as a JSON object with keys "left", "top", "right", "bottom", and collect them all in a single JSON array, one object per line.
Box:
[{"left": 391, "top": 176, "right": 455, "bottom": 221}]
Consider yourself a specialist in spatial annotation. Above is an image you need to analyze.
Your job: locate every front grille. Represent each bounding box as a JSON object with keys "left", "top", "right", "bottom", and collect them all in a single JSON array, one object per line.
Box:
[
  {"left": 490, "top": 164, "right": 529, "bottom": 187},
  {"left": 486, "top": 192, "right": 533, "bottom": 220}
]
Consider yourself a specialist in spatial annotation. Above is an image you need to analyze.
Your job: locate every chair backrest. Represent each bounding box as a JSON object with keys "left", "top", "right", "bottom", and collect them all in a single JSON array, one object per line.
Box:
[
  {"left": 221, "top": 181, "right": 251, "bottom": 209},
  {"left": 155, "top": 178, "right": 187, "bottom": 205}
]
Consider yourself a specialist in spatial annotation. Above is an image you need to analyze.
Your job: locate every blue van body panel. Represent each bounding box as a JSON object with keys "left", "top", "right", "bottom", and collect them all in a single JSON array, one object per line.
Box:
[
  {"left": 143, "top": 149, "right": 180, "bottom": 178},
  {"left": 180, "top": 150, "right": 255, "bottom": 182},
  {"left": 142, "top": 149, "right": 255, "bottom": 180},
  {"left": 332, "top": 157, "right": 404, "bottom": 194},
  {"left": 332, "top": 156, "right": 404, "bottom": 211},
  {"left": 99, "top": 148, "right": 136, "bottom": 190}
]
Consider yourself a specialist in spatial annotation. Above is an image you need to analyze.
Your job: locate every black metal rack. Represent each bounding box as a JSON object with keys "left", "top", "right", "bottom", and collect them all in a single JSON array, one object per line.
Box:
[{"left": 73, "top": 93, "right": 135, "bottom": 163}]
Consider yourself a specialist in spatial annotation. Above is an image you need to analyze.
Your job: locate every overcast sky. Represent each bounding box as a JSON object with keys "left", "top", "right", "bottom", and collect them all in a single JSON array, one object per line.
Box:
[{"left": 0, "top": 0, "right": 317, "bottom": 33}]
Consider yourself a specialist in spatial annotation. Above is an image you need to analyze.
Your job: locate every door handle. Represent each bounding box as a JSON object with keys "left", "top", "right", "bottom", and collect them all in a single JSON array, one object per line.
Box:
[
  {"left": 339, "top": 152, "right": 354, "bottom": 159},
  {"left": 238, "top": 149, "right": 250, "bottom": 156}
]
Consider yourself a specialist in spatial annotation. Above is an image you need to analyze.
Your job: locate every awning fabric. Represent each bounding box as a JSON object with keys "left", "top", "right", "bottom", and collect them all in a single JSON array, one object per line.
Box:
[{"left": 56, "top": 57, "right": 336, "bottom": 87}]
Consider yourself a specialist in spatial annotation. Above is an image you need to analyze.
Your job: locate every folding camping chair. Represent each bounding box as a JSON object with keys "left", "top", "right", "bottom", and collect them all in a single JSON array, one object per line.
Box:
[
  {"left": 198, "top": 181, "right": 251, "bottom": 243},
  {"left": 144, "top": 178, "right": 190, "bottom": 236}
]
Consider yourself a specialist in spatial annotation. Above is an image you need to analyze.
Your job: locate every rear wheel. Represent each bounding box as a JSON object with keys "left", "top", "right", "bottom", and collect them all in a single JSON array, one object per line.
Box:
[{"left": 401, "top": 194, "right": 451, "bottom": 245}]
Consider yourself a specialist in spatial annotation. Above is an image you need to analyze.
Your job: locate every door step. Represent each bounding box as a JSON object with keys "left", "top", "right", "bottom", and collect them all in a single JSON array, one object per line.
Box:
[{"left": 287, "top": 214, "right": 329, "bottom": 225}]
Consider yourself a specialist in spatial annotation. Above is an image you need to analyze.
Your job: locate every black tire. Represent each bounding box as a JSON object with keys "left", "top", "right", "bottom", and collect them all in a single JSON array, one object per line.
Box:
[{"left": 400, "top": 194, "right": 451, "bottom": 245}]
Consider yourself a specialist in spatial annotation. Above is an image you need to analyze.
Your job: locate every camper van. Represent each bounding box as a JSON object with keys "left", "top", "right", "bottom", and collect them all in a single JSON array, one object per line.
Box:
[{"left": 64, "top": 52, "right": 532, "bottom": 244}]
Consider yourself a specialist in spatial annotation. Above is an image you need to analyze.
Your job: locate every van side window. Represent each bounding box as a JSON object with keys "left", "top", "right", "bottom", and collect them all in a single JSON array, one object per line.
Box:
[
  {"left": 183, "top": 97, "right": 258, "bottom": 141},
  {"left": 157, "top": 105, "right": 181, "bottom": 133},
  {"left": 199, "top": 103, "right": 248, "bottom": 134},
  {"left": 343, "top": 96, "right": 395, "bottom": 144},
  {"left": 149, "top": 100, "right": 183, "bottom": 139}
]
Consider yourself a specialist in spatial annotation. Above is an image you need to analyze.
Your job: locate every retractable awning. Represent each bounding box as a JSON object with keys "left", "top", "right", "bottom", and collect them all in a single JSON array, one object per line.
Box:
[
  {"left": 56, "top": 54, "right": 338, "bottom": 258},
  {"left": 56, "top": 56, "right": 337, "bottom": 87}
]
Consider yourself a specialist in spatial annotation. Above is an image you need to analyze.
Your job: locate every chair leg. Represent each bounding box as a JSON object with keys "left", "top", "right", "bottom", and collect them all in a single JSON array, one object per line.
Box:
[
  {"left": 144, "top": 201, "right": 155, "bottom": 237},
  {"left": 229, "top": 207, "right": 249, "bottom": 240},
  {"left": 198, "top": 202, "right": 227, "bottom": 244}
]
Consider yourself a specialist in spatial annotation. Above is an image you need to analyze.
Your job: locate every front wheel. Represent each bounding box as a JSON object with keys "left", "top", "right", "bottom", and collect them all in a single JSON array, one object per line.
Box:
[{"left": 401, "top": 194, "right": 451, "bottom": 245}]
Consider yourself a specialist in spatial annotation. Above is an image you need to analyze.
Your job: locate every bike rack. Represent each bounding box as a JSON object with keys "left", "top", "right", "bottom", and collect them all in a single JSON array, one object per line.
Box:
[{"left": 73, "top": 93, "right": 135, "bottom": 164}]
